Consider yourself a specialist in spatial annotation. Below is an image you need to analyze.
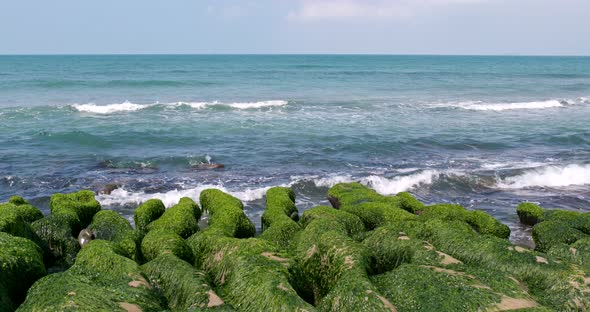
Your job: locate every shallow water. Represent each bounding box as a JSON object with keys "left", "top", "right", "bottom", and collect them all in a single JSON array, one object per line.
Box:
[{"left": 1, "top": 55, "right": 589, "bottom": 242}]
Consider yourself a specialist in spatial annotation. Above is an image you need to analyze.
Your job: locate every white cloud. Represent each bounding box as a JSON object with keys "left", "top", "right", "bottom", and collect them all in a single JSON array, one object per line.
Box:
[{"left": 288, "top": 0, "right": 486, "bottom": 21}]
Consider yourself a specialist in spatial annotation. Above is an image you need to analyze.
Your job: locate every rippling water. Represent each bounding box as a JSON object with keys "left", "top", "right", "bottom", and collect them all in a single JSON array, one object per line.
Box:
[{"left": 1, "top": 55, "right": 589, "bottom": 244}]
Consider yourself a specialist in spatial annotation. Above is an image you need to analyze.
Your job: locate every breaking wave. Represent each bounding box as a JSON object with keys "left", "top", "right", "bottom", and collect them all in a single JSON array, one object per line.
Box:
[
  {"left": 71, "top": 100, "right": 289, "bottom": 114},
  {"left": 498, "top": 164, "right": 590, "bottom": 188}
]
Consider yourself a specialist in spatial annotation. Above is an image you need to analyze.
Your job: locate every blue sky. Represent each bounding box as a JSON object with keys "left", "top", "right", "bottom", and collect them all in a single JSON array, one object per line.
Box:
[{"left": 1, "top": 0, "right": 589, "bottom": 55}]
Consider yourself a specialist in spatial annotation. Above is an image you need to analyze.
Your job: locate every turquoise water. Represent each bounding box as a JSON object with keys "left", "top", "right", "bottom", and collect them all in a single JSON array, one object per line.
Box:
[{"left": 1, "top": 55, "right": 589, "bottom": 242}]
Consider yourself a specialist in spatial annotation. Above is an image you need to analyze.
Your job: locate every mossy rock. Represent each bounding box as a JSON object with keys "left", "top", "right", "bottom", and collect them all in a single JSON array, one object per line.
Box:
[
  {"left": 141, "top": 229, "right": 194, "bottom": 264},
  {"left": 342, "top": 201, "right": 418, "bottom": 230},
  {"left": 0, "top": 209, "right": 43, "bottom": 242},
  {"left": 0, "top": 198, "right": 43, "bottom": 223},
  {"left": 88, "top": 210, "right": 138, "bottom": 260},
  {"left": 396, "top": 191, "right": 425, "bottom": 213},
  {"left": 299, "top": 205, "right": 365, "bottom": 236},
  {"left": 372, "top": 264, "right": 538, "bottom": 312},
  {"left": 517, "top": 203, "right": 545, "bottom": 226},
  {"left": 327, "top": 182, "right": 399, "bottom": 209},
  {"left": 418, "top": 204, "right": 510, "bottom": 239},
  {"left": 146, "top": 197, "right": 201, "bottom": 239},
  {"left": 188, "top": 232, "right": 314, "bottom": 311},
  {"left": 31, "top": 213, "right": 80, "bottom": 268},
  {"left": 542, "top": 210, "right": 590, "bottom": 235},
  {"left": 362, "top": 225, "right": 444, "bottom": 274},
  {"left": 70, "top": 240, "right": 148, "bottom": 285},
  {"left": 293, "top": 205, "right": 393, "bottom": 310},
  {"left": 134, "top": 198, "right": 166, "bottom": 233},
  {"left": 188, "top": 189, "right": 313, "bottom": 311},
  {"left": 0, "top": 232, "right": 46, "bottom": 307},
  {"left": 262, "top": 187, "right": 299, "bottom": 229},
  {"left": 532, "top": 221, "right": 588, "bottom": 252},
  {"left": 259, "top": 187, "right": 302, "bottom": 250},
  {"left": 200, "top": 189, "right": 255, "bottom": 238},
  {"left": 142, "top": 253, "right": 232, "bottom": 311},
  {"left": 50, "top": 190, "right": 101, "bottom": 228},
  {"left": 17, "top": 270, "right": 164, "bottom": 312}
]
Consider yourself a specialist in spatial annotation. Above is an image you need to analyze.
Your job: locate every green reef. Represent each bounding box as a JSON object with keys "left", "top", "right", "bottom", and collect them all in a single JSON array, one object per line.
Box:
[{"left": 1, "top": 184, "right": 589, "bottom": 311}]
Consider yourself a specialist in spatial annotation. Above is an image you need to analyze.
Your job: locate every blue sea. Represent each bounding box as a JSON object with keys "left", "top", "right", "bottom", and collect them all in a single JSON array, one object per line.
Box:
[{"left": 1, "top": 55, "right": 589, "bottom": 244}]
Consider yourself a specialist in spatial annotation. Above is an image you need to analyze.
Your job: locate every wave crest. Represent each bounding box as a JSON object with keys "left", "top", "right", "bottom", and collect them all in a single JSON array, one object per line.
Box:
[
  {"left": 498, "top": 164, "right": 590, "bottom": 188},
  {"left": 451, "top": 100, "right": 564, "bottom": 111},
  {"left": 71, "top": 100, "right": 289, "bottom": 114},
  {"left": 72, "top": 101, "right": 150, "bottom": 114}
]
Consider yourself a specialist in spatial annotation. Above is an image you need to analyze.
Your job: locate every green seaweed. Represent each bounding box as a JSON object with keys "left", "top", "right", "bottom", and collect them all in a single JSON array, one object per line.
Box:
[
  {"left": 31, "top": 213, "right": 80, "bottom": 268},
  {"left": 141, "top": 229, "right": 194, "bottom": 264},
  {"left": 0, "top": 232, "right": 46, "bottom": 308},
  {"left": 259, "top": 187, "right": 302, "bottom": 250},
  {"left": 517, "top": 203, "right": 545, "bottom": 226},
  {"left": 418, "top": 204, "right": 510, "bottom": 239},
  {"left": 88, "top": 210, "right": 138, "bottom": 260},
  {"left": 142, "top": 253, "right": 232, "bottom": 311},
  {"left": 200, "top": 189, "right": 255, "bottom": 238},
  {"left": 187, "top": 188, "right": 314, "bottom": 311},
  {"left": 532, "top": 221, "right": 588, "bottom": 252},
  {"left": 134, "top": 198, "right": 166, "bottom": 233},
  {"left": 146, "top": 197, "right": 201, "bottom": 238},
  {"left": 50, "top": 190, "right": 101, "bottom": 228},
  {"left": 0, "top": 198, "right": 43, "bottom": 223}
]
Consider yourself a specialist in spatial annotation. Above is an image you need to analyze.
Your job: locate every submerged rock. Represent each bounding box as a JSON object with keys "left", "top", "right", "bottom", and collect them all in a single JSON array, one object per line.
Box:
[{"left": 191, "top": 163, "right": 225, "bottom": 170}]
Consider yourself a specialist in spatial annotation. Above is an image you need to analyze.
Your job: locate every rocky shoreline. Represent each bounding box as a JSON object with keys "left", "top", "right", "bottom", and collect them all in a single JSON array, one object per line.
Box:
[{"left": 1, "top": 183, "right": 589, "bottom": 311}]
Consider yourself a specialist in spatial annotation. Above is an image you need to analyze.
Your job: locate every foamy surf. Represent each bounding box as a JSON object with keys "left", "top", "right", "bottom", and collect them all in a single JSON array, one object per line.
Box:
[
  {"left": 498, "top": 164, "right": 590, "bottom": 188},
  {"left": 296, "top": 170, "right": 440, "bottom": 195},
  {"left": 72, "top": 101, "right": 150, "bottom": 114},
  {"left": 96, "top": 184, "right": 286, "bottom": 208},
  {"left": 72, "top": 100, "right": 289, "bottom": 114},
  {"left": 451, "top": 100, "right": 564, "bottom": 111}
]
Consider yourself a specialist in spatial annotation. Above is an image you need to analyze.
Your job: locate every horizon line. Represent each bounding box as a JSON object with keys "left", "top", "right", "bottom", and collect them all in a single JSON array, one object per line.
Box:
[{"left": 0, "top": 53, "right": 589, "bottom": 57}]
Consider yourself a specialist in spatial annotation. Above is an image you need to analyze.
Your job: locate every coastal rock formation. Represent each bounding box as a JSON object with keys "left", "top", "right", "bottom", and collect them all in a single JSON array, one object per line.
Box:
[{"left": 1, "top": 184, "right": 589, "bottom": 311}]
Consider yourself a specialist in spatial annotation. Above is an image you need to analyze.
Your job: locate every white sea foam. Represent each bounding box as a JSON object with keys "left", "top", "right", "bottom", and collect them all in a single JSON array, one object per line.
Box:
[
  {"left": 498, "top": 164, "right": 590, "bottom": 188},
  {"left": 360, "top": 170, "right": 439, "bottom": 195},
  {"left": 453, "top": 100, "right": 564, "bottom": 111},
  {"left": 300, "top": 170, "right": 439, "bottom": 195},
  {"left": 72, "top": 101, "right": 150, "bottom": 114},
  {"left": 73, "top": 100, "right": 288, "bottom": 114},
  {"left": 226, "top": 100, "right": 288, "bottom": 109},
  {"left": 97, "top": 184, "right": 282, "bottom": 208},
  {"left": 313, "top": 175, "right": 355, "bottom": 187}
]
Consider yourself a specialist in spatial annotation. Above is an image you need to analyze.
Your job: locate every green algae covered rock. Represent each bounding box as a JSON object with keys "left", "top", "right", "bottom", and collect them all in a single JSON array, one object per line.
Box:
[
  {"left": 31, "top": 213, "right": 80, "bottom": 268},
  {"left": 532, "top": 221, "right": 588, "bottom": 252},
  {"left": 17, "top": 272, "right": 153, "bottom": 312},
  {"left": 327, "top": 182, "right": 399, "bottom": 209},
  {"left": 292, "top": 206, "right": 395, "bottom": 311},
  {"left": 0, "top": 232, "right": 46, "bottom": 309},
  {"left": 134, "top": 198, "right": 166, "bottom": 233},
  {"left": 88, "top": 210, "right": 138, "bottom": 260},
  {"left": 300, "top": 205, "right": 365, "bottom": 237},
  {"left": 141, "top": 229, "right": 194, "bottom": 264},
  {"left": 0, "top": 209, "right": 40, "bottom": 241},
  {"left": 200, "top": 189, "right": 255, "bottom": 238},
  {"left": 542, "top": 209, "right": 590, "bottom": 235},
  {"left": 259, "top": 187, "right": 302, "bottom": 250},
  {"left": 188, "top": 188, "right": 314, "bottom": 311},
  {"left": 142, "top": 253, "right": 232, "bottom": 311},
  {"left": 0, "top": 197, "right": 43, "bottom": 223},
  {"left": 419, "top": 204, "right": 510, "bottom": 239},
  {"left": 146, "top": 197, "right": 201, "bottom": 238},
  {"left": 50, "top": 190, "right": 101, "bottom": 228},
  {"left": 17, "top": 239, "right": 166, "bottom": 311},
  {"left": 517, "top": 202, "right": 545, "bottom": 226}
]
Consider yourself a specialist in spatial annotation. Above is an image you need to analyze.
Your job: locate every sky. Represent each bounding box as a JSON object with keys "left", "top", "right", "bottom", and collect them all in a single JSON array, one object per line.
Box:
[{"left": 1, "top": 0, "right": 589, "bottom": 55}]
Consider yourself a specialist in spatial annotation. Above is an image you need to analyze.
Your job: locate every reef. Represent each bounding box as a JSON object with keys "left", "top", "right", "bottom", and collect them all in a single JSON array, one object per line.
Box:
[{"left": 1, "top": 184, "right": 589, "bottom": 311}]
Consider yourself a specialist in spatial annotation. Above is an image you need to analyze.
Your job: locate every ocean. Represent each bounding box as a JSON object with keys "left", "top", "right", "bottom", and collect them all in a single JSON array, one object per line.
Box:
[{"left": 1, "top": 55, "right": 589, "bottom": 244}]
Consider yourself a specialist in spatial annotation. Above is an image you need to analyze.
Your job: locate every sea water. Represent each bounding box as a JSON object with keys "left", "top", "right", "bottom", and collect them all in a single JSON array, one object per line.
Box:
[{"left": 1, "top": 55, "right": 589, "bottom": 243}]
